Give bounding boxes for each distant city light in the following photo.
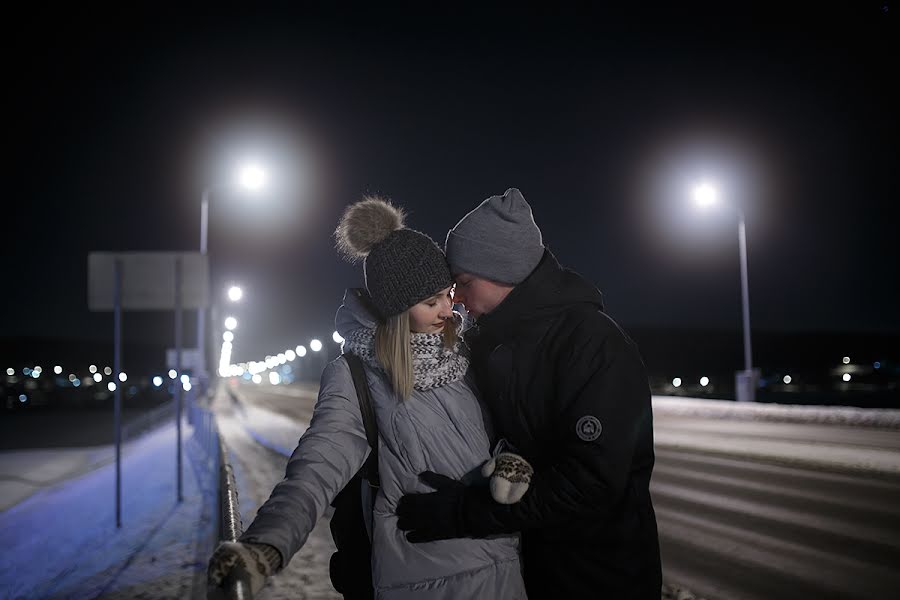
[269,372,281,385]
[104,366,112,375]
[72,379,81,388]
[842,373,852,382]
[223,331,234,342]
[310,339,323,352]
[93,373,102,383]
[672,377,682,388]
[252,374,263,384]
[68,374,77,382]
[23,368,31,376]
[19,394,27,403]
[33,366,42,374]
[783,375,792,384]
[153,376,163,387]
[224,316,238,331]
[874,362,881,369]
[227,285,244,302]
[31,371,40,379]
[333,331,345,344]
[277,353,286,364]
[183,381,192,391]
[296,345,307,357]
[89,364,98,374]
[107,382,117,392]
[168,369,178,379]
[180,374,190,384]
[699,376,709,387]
[842,356,850,364]
[118,372,127,382]
[53,365,62,375]
[285,349,296,361]
[5,368,13,376]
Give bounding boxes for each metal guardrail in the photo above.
[214,402,253,600]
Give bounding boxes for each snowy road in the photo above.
[218,382,900,600]
[652,411,900,600]
[213,384,339,600]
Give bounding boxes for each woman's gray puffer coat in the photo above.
[240,289,526,599]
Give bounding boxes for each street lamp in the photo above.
[197,163,267,389]
[227,285,243,302]
[692,181,755,401]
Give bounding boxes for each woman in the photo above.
[207,196,527,599]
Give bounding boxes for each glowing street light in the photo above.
[238,163,268,191]
[198,161,269,387]
[692,180,755,401]
[310,339,323,352]
[296,345,307,357]
[224,316,238,331]
[692,182,718,208]
[227,285,244,302]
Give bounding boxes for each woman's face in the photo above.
[408,286,454,333]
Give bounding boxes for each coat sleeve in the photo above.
[465,314,653,534]
[240,358,371,566]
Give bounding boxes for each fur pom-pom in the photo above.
[334,195,406,262]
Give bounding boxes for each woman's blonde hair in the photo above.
[375,310,459,400]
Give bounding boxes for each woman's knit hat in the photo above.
[334,195,453,320]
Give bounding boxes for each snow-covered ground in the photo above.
[2,390,898,600]
[653,396,900,477]
[0,421,215,600]
[652,395,900,428]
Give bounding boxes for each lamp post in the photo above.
[692,181,755,401]
[197,164,267,393]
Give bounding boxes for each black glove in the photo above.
[397,471,468,543]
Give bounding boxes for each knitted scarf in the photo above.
[342,323,469,392]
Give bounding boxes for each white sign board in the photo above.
[88,252,209,311]
[167,348,203,372]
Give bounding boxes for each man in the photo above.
[397,188,661,599]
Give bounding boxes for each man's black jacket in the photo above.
[464,250,661,599]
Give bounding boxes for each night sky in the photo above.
[7,3,898,365]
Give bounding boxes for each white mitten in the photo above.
[481,452,534,504]
[207,540,281,599]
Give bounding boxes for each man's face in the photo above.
[451,273,513,319]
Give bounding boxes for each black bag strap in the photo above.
[343,352,380,491]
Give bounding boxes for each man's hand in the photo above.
[397,471,468,543]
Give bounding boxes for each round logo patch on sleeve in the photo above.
[576,415,602,441]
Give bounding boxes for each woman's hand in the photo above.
[481,452,534,504]
[207,541,281,599]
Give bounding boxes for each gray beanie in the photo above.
[445,188,544,284]
[335,196,453,320]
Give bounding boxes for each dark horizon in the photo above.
[7,3,898,366]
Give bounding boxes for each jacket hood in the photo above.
[476,249,604,334]
[334,288,379,338]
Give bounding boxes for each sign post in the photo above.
[88,252,208,525]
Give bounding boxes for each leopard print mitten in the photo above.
[481,452,534,504]
[207,541,281,598]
